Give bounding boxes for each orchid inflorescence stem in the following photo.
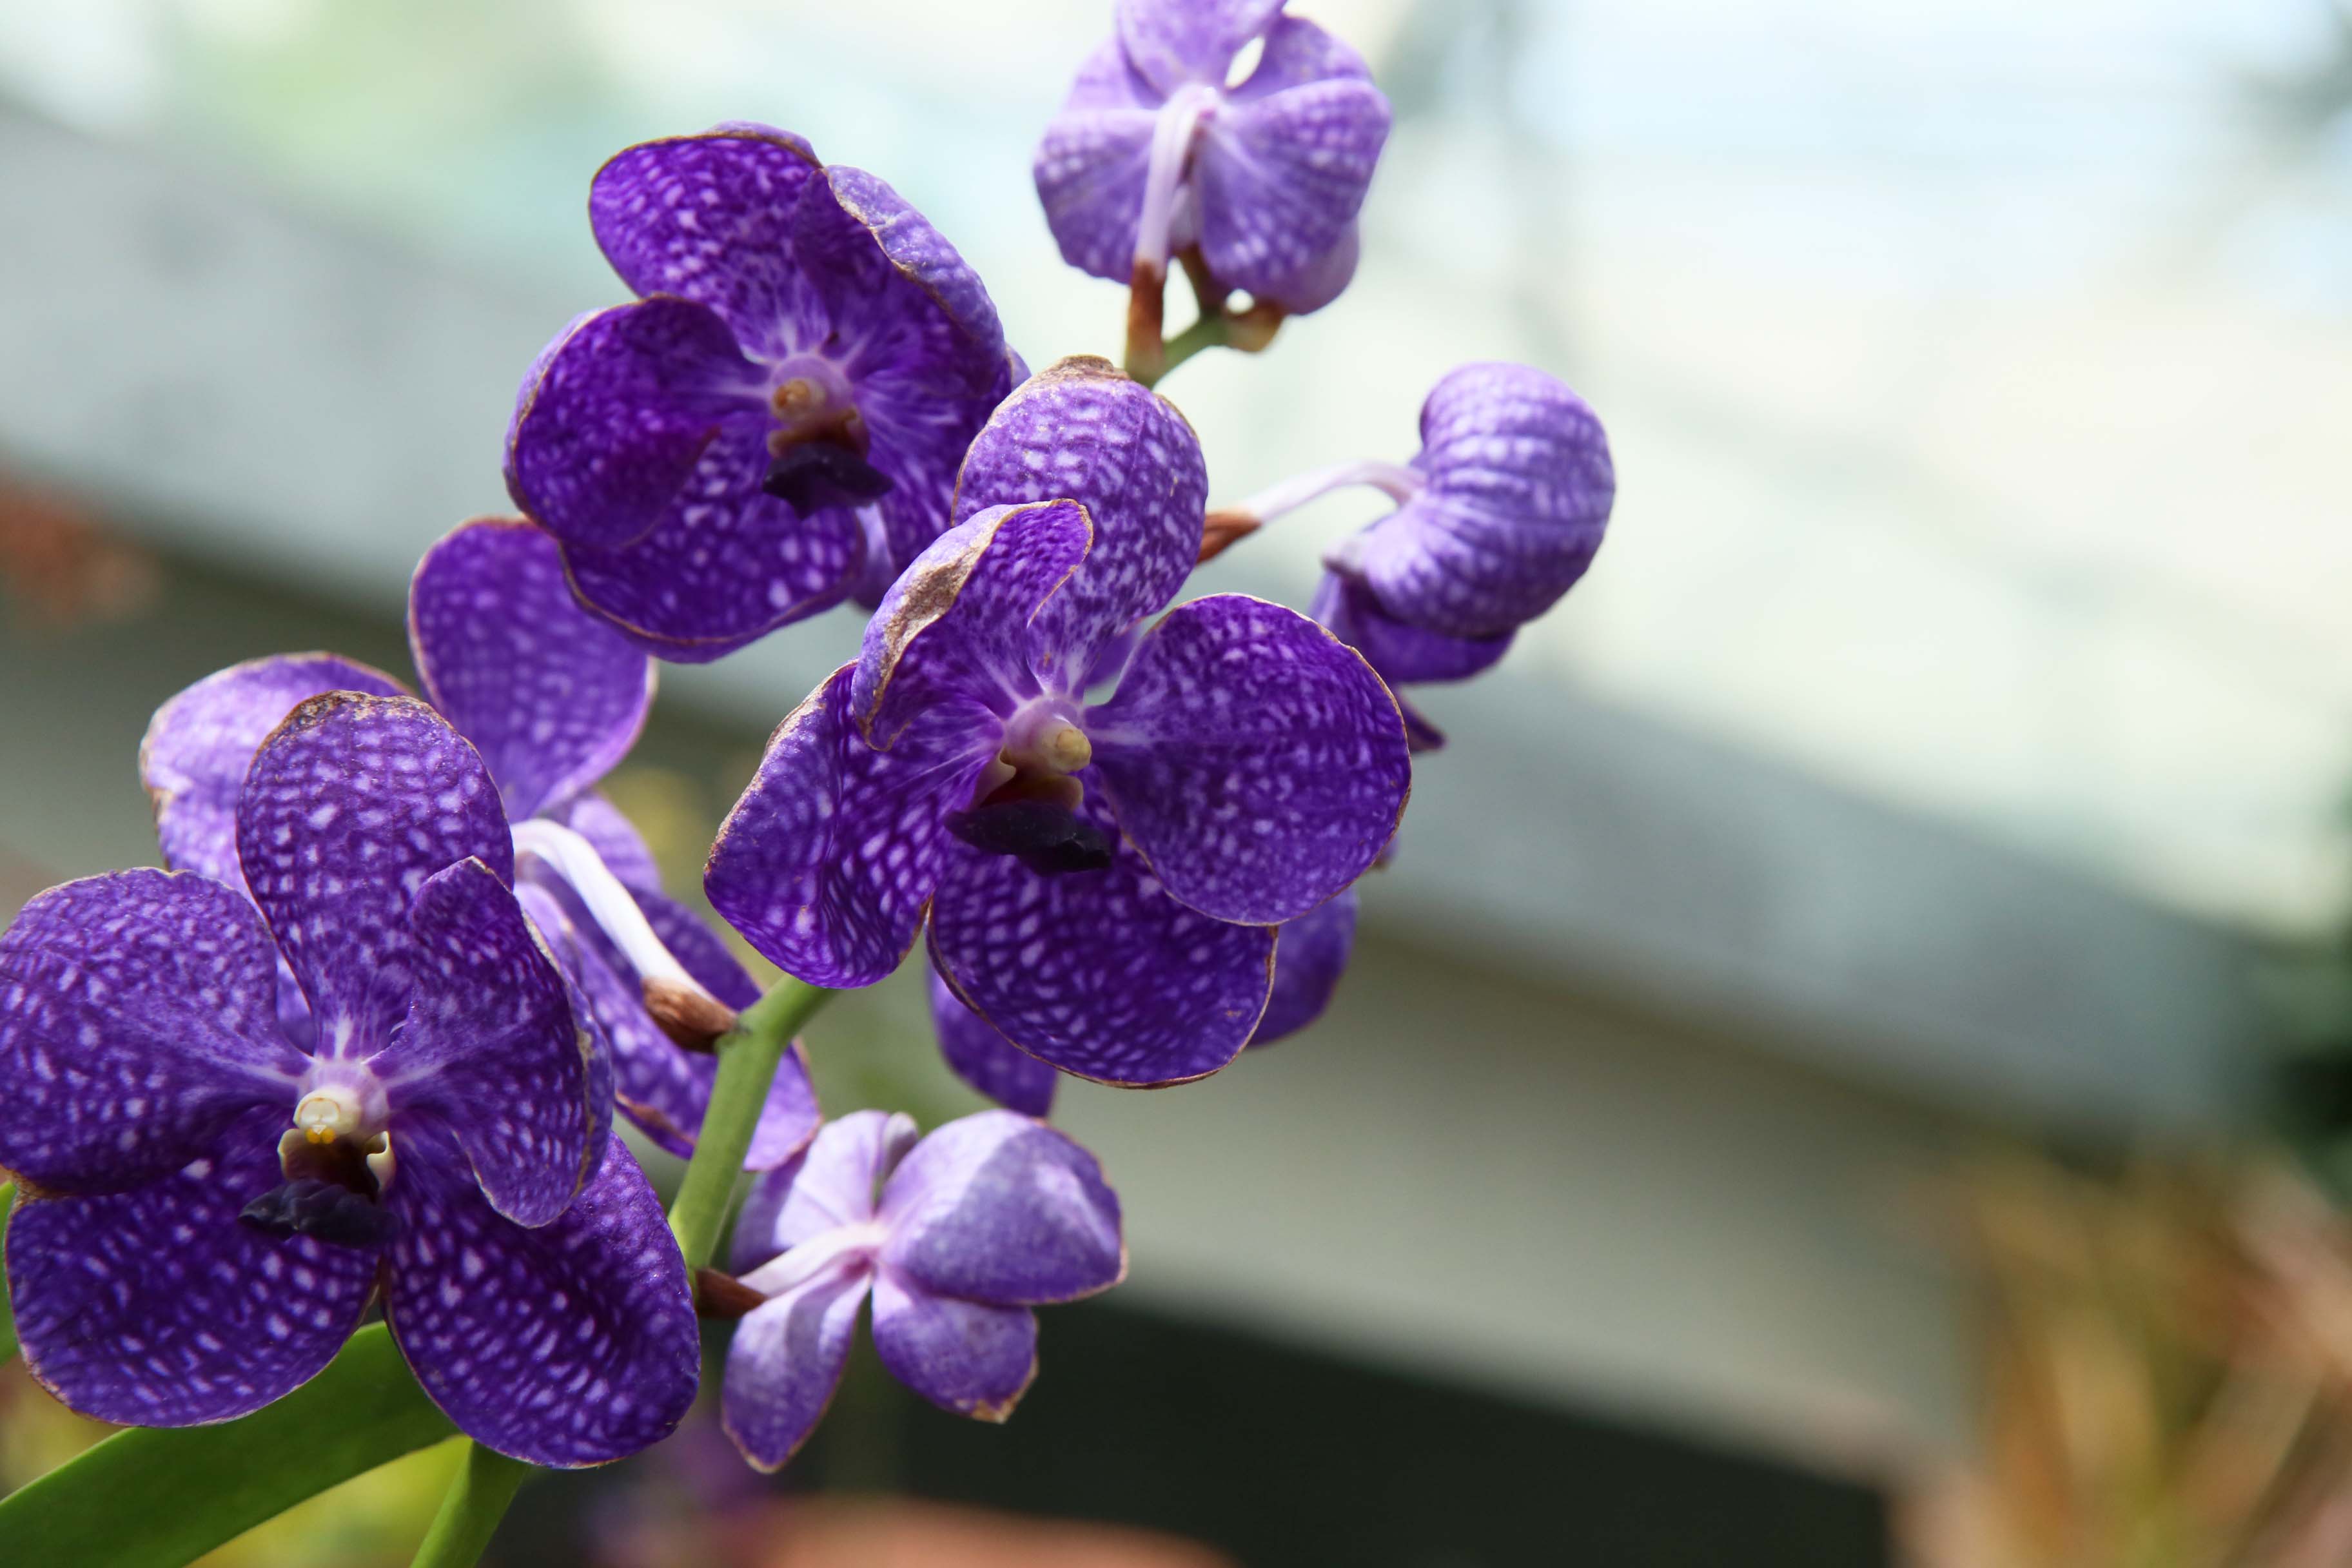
[1124,247,1287,390]
[405,1442,531,1568]
[668,974,836,1273]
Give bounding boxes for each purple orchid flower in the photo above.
[720,1109,1124,1471]
[925,885,1358,1117]
[141,518,818,1171]
[1035,0,1390,316]
[0,694,700,1465]
[706,357,1411,1088]
[1208,362,1615,749]
[505,124,1023,662]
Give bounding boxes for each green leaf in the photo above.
[0,1323,455,1566]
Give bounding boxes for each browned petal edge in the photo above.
[858,499,1089,750]
[827,168,1003,354]
[946,353,1137,522]
[587,124,823,248]
[694,1267,768,1320]
[966,1349,1041,1424]
[642,976,739,1052]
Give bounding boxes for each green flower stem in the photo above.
[0,1324,456,1567]
[0,1182,17,1365]
[404,1441,529,1568]
[1148,313,1228,386]
[668,974,834,1271]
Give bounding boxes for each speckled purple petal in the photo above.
[707,666,990,990]
[384,1131,698,1467]
[928,964,1058,1118]
[950,358,1206,679]
[1250,888,1357,1046]
[720,1260,870,1472]
[374,859,593,1229]
[410,518,655,821]
[590,126,829,358]
[1087,594,1407,925]
[730,1109,917,1275]
[7,1104,380,1427]
[0,870,299,1193]
[550,792,663,894]
[851,503,1090,745]
[142,654,407,894]
[880,1110,1124,1306]
[1194,18,1388,302]
[827,165,1007,362]
[1115,0,1286,93]
[818,165,1019,589]
[870,1273,1036,1422]
[555,420,866,663]
[1354,362,1615,640]
[1252,217,1360,316]
[536,880,818,1170]
[237,694,511,1052]
[926,803,1271,1088]
[1033,37,1161,286]
[505,297,766,553]
[1310,569,1513,687]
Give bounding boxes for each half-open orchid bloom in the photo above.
[141,518,818,1169]
[0,694,700,1465]
[1208,361,1614,749]
[926,884,1358,1116]
[505,124,1023,662]
[707,357,1409,1088]
[720,1110,1124,1471]
[1035,0,1390,317]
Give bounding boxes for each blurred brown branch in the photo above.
[0,471,158,632]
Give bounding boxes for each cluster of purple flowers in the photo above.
[0,0,1611,1482]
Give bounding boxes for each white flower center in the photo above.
[293,1084,365,1146]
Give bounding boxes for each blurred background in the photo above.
[2,0,2350,1562]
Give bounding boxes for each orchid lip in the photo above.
[740,1220,888,1298]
